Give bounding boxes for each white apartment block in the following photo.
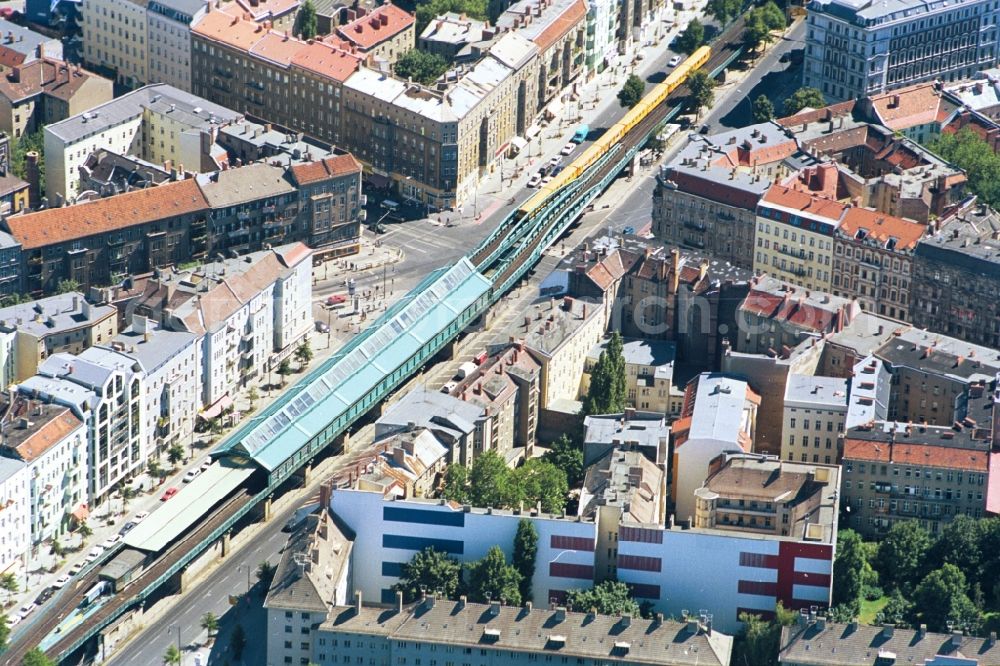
[0,396,87,546]
[43,83,241,202]
[21,348,147,505]
[82,0,149,87]
[804,0,1000,101]
[586,0,620,73]
[0,458,29,573]
[781,374,848,465]
[147,0,208,91]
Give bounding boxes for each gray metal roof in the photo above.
[195,162,296,207]
[0,293,115,338]
[0,455,25,485]
[0,18,62,62]
[783,374,849,410]
[378,388,484,438]
[105,326,197,375]
[688,374,753,444]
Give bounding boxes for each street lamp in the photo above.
[168,624,181,658]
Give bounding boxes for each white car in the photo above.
[182,468,200,483]
[52,574,71,589]
[101,535,122,549]
[133,511,150,523]
[18,603,36,618]
[560,142,576,156]
[547,156,561,169]
[69,563,83,576]
[200,458,213,471]
[668,55,682,67]
[526,172,542,188]
[7,612,20,627]
[542,175,554,186]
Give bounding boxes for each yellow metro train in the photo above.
[518,44,712,218]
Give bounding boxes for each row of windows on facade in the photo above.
[845,462,987,483]
[845,480,985,501]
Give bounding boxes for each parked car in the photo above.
[119,522,136,536]
[18,603,36,618]
[7,613,20,627]
[161,487,179,501]
[34,588,54,606]
[68,563,83,576]
[101,534,122,549]
[623,226,635,235]
[551,165,565,177]
[440,381,458,394]
[526,172,542,188]
[200,458,213,471]
[182,468,200,483]
[87,546,103,558]
[560,142,576,156]
[326,293,348,306]
[542,175,554,186]
[315,320,330,334]
[133,511,150,523]
[51,574,71,589]
[668,55,682,67]
[547,156,561,169]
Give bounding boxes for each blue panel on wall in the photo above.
[381,561,405,577]
[381,588,397,604]
[383,506,465,527]
[382,534,465,555]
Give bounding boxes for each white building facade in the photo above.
[81,0,150,87]
[146,0,208,92]
[0,458,30,573]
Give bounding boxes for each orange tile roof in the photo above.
[776,100,856,127]
[761,184,847,222]
[9,408,83,463]
[0,45,26,69]
[234,0,299,20]
[533,0,586,52]
[290,40,362,82]
[3,179,208,250]
[838,207,927,251]
[290,154,362,184]
[250,31,307,65]
[337,3,414,50]
[868,83,943,131]
[843,437,989,471]
[192,10,268,51]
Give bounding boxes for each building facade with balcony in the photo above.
[803,0,1000,102]
[0,395,87,546]
[147,0,209,91]
[81,0,150,88]
[0,457,29,573]
[780,374,848,465]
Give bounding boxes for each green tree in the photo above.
[256,561,276,586]
[732,603,797,666]
[414,0,488,35]
[121,484,139,513]
[295,341,314,369]
[565,581,639,616]
[687,70,717,119]
[468,450,512,509]
[395,49,450,86]
[393,547,462,602]
[0,573,17,605]
[277,359,293,386]
[832,529,868,617]
[0,614,8,654]
[247,386,260,407]
[676,19,705,55]
[147,458,164,482]
[783,87,826,116]
[705,0,742,24]
[583,332,627,415]
[913,564,981,632]
[441,464,470,504]
[929,515,983,590]
[930,128,1000,208]
[230,624,247,661]
[167,442,186,466]
[760,1,787,30]
[200,612,219,644]
[11,130,45,194]
[56,279,80,294]
[543,435,584,488]
[465,545,522,606]
[876,591,913,628]
[617,74,646,109]
[751,95,774,123]
[163,644,181,665]
[512,519,537,602]
[512,458,568,514]
[21,648,56,666]
[77,522,93,538]
[296,0,317,39]
[877,521,933,594]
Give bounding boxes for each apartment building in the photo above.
[376,388,488,467]
[2,156,361,295]
[128,242,312,408]
[521,296,606,411]
[0,457,29,573]
[585,0,620,73]
[912,204,1000,349]
[780,617,1000,666]
[582,338,679,416]
[582,410,669,469]
[0,59,112,140]
[81,0,150,87]
[0,18,63,64]
[694,452,840,540]
[0,292,117,385]
[653,123,804,269]
[418,12,489,61]
[233,0,300,29]
[21,346,147,504]
[358,428,449,498]
[755,185,844,292]
[671,373,760,523]
[781,373,847,464]
[147,0,209,91]
[0,395,87,545]
[309,597,731,666]
[43,83,242,202]
[335,1,413,64]
[832,205,925,321]
[803,0,1000,101]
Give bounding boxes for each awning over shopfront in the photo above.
[544,99,564,120]
[200,395,234,420]
[366,173,390,189]
[510,136,528,153]
[526,124,541,139]
[72,503,89,521]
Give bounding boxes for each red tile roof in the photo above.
[741,284,849,333]
[776,100,856,127]
[868,83,944,131]
[290,154,362,185]
[9,408,83,463]
[533,0,586,52]
[192,9,269,51]
[337,3,414,51]
[290,40,362,82]
[234,0,300,20]
[843,437,989,471]
[761,184,847,223]
[0,45,26,69]
[838,207,927,251]
[3,179,207,249]
[250,31,306,66]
